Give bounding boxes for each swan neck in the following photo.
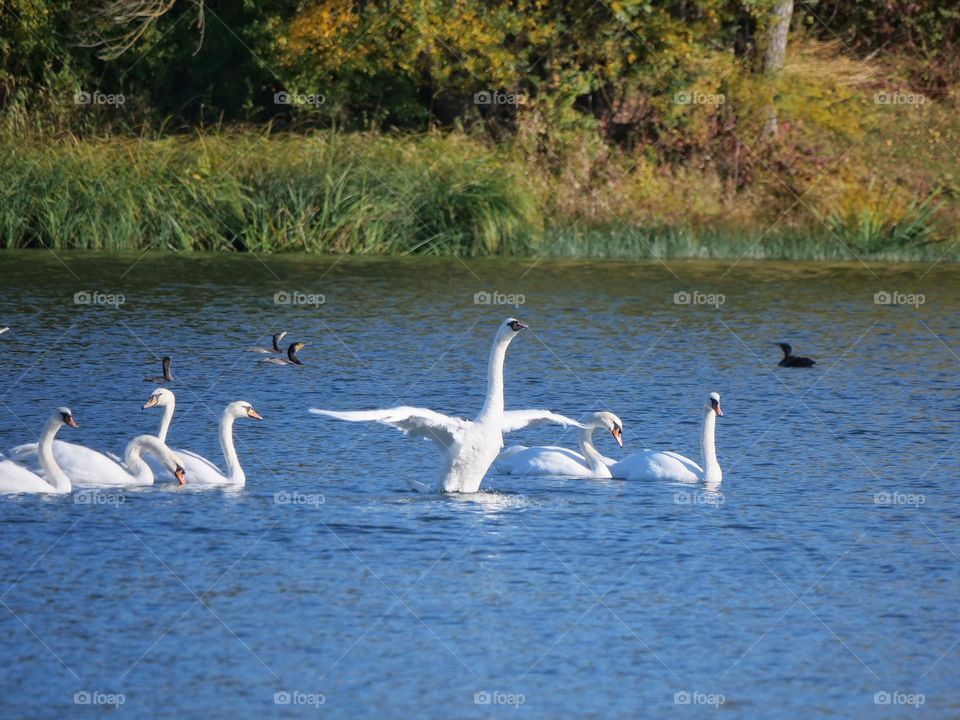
[220,411,244,483]
[158,401,174,444]
[579,426,606,472]
[38,419,70,491]
[478,335,511,420]
[700,411,721,482]
[124,440,154,484]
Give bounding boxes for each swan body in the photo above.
[142,392,262,484]
[610,392,723,483]
[496,411,623,478]
[0,408,76,494]
[249,332,288,353]
[145,356,174,382]
[10,433,185,486]
[0,327,8,336]
[260,342,305,365]
[311,318,538,494]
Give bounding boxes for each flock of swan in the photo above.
[309,319,724,492]
[0,319,724,496]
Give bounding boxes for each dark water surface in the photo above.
[0,252,958,718]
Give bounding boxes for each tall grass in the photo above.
[0,129,955,261]
[0,131,539,255]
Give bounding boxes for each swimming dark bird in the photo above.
[259,342,305,366]
[776,343,815,368]
[144,356,175,382]
[248,331,288,354]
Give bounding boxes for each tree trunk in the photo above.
[762,0,793,139]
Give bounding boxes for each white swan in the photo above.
[10,431,186,487]
[311,318,547,493]
[495,411,623,478]
[142,398,262,484]
[0,408,76,494]
[0,327,8,336]
[610,392,723,483]
[142,387,176,444]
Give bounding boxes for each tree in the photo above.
[762,0,793,138]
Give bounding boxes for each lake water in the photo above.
[0,252,958,718]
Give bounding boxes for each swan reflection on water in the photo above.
[447,490,532,513]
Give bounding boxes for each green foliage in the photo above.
[0,1,958,260]
[827,190,943,254]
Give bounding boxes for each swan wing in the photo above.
[0,459,58,493]
[658,450,703,474]
[310,406,467,448]
[8,441,133,485]
[495,446,595,477]
[611,450,701,482]
[143,448,225,484]
[173,449,229,483]
[500,409,587,433]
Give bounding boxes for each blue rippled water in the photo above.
[0,253,958,718]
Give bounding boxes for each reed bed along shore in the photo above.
[1,130,955,262]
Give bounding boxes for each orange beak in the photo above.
[247,408,263,420]
[175,467,186,485]
[65,416,78,429]
[142,395,159,409]
[612,427,623,447]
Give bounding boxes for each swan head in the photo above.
[143,387,175,409]
[706,392,723,417]
[55,407,78,429]
[228,401,263,421]
[497,318,528,342]
[128,435,187,485]
[585,411,623,447]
